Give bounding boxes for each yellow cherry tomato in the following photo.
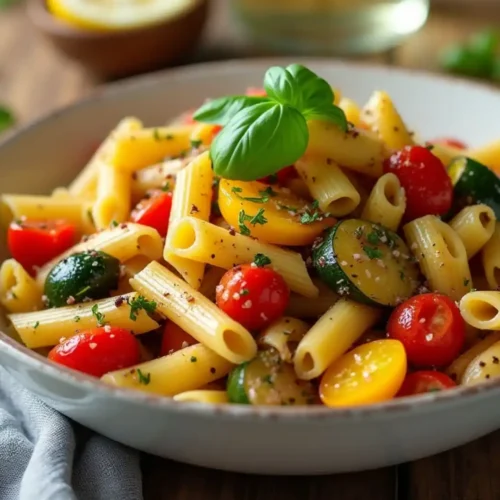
[218,179,335,246]
[320,339,407,407]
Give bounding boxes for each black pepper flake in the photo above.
[326,158,333,165]
[228,228,236,236]
[210,367,216,374]
[479,361,486,367]
[486,374,491,379]
[190,204,200,214]
[211,254,215,259]
[131,172,137,180]
[114,296,124,307]
[493,356,499,364]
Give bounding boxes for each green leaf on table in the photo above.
[0,106,15,133]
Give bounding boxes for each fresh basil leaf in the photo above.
[303,104,348,132]
[0,106,14,133]
[210,102,308,181]
[264,66,304,110]
[286,64,335,109]
[193,96,268,126]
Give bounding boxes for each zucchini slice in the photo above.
[448,156,500,218]
[312,219,420,307]
[226,349,317,406]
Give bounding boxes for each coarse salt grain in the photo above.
[242,300,252,309]
[89,343,97,350]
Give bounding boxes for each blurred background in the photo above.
[0,0,499,131]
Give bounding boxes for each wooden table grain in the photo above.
[2,2,500,499]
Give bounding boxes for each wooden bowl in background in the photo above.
[27,0,209,79]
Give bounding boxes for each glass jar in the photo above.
[231,0,430,56]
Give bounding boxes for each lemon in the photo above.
[47,0,202,32]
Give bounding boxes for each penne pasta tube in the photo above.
[258,317,309,363]
[173,390,229,404]
[460,291,500,331]
[36,223,163,287]
[306,120,387,177]
[449,205,495,259]
[163,152,213,289]
[481,222,500,290]
[131,160,181,201]
[361,173,406,231]
[338,97,362,128]
[285,279,339,319]
[110,126,194,172]
[404,215,472,301]
[294,299,381,380]
[130,261,257,364]
[92,160,132,230]
[0,259,43,313]
[168,217,318,298]
[102,343,234,396]
[294,156,360,216]
[68,117,142,199]
[0,195,94,234]
[9,292,159,348]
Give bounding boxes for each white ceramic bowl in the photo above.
[1,59,500,475]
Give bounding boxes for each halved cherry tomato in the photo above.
[320,339,407,407]
[387,293,465,367]
[246,87,267,97]
[216,264,290,331]
[397,370,456,397]
[160,321,198,356]
[383,145,453,221]
[8,219,76,275]
[258,165,298,184]
[48,327,140,377]
[431,138,468,150]
[130,190,173,237]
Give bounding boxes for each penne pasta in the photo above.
[404,215,472,301]
[163,152,213,289]
[460,291,500,331]
[294,156,360,216]
[36,223,163,287]
[306,120,387,177]
[294,299,381,380]
[0,259,43,313]
[481,221,500,290]
[338,97,362,128]
[9,292,159,348]
[131,160,181,201]
[449,204,495,259]
[361,173,406,231]
[130,261,257,364]
[102,343,233,396]
[285,279,339,319]
[110,126,194,172]
[173,390,229,404]
[68,117,142,199]
[168,217,318,298]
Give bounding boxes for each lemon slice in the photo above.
[47,0,202,31]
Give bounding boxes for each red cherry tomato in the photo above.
[130,190,173,237]
[216,264,290,331]
[383,145,453,221]
[160,322,198,356]
[387,293,465,367]
[48,327,140,377]
[258,165,298,184]
[397,370,456,397]
[246,87,267,97]
[8,219,76,275]
[431,138,468,150]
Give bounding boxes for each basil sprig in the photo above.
[193,64,347,181]
[0,106,15,134]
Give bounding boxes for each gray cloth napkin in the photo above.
[0,366,143,500]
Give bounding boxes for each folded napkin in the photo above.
[0,366,143,500]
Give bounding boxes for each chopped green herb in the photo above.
[87,209,95,226]
[128,295,157,321]
[75,285,91,298]
[399,270,405,281]
[464,278,470,286]
[137,369,151,385]
[161,182,171,192]
[190,356,197,363]
[110,220,119,228]
[33,321,39,329]
[277,203,298,212]
[238,210,251,236]
[300,210,321,224]
[153,129,161,141]
[240,288,250,296]
[91,304,106,326]
[166,134,174,140]
[74,316,81,323]
[238,208,267,235]
[353,226,364,239]
[363,246,383,260]
[425,144,435,151]
[10,291,17,299]
[262,374,273,385]
[190,139,203,149]
[367,232,380,245]
[231,186,277,203]
[254,253,271,267]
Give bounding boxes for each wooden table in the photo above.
[2,2,500,499]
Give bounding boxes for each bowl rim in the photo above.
[1,56,500,421]
[26,0,208,39]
